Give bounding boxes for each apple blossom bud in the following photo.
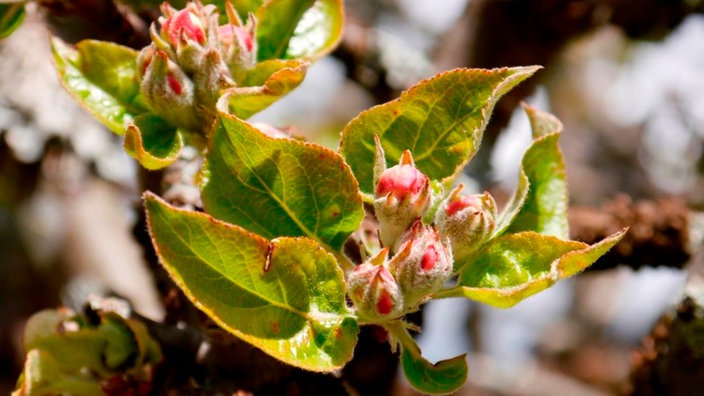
[389,221,453,308]
[374,150,431,248]
[140,49,199,130]
[160,6,206,47]
[218,15,258,82]
[347,249,403,320]
[434,184,497,261]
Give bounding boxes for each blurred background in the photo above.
[1,0,704,394]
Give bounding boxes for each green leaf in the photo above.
[18,349,104,396]
[446,230,627,308]
[285,0,344,61]
[16,310,160,396]
[0,3,25,39]
[123,114,183,170]
[144,193,359,371]
[257,0,316,60]
[221,59,308,119]
[51,38,147,135]
[387,320,467,395]
[201,112,364,250]
[401,349,468,395]
[340,66,540,195]
[495,105,568,238]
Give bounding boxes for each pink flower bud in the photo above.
[434,185,497,262]
[374,150,431,248]
[347,249,403,320]
[218,14,258,81]
[140,49,199,130]
[389,221,453,308]
[161,7,206,46]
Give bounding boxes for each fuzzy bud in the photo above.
[389,221,453,308]
[374,150,431,248]
[160,6,207,47]
[219,17,258,81]
[140,49,199,130]
[434,184,497,261]
[347,249,403,320]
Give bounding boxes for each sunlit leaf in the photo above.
[123,114,183,170]
[495,105,568,238]
[445,230,627,308]
[145,193,359,371]
[51,38,147,135]
[201,112,364,250]
[285,0,344,60]
[340,66,540,195]
[221,59,308,119]
[256,0,316,60]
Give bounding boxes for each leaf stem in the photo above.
[431,286,463,300]
[384,320,421,358]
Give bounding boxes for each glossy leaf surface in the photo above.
[201,113,364,250]
[496,105,568,238]
[145,193,359,371]
[340,67,540,195]
[51,38,146,135]
[449,230,627,308]
[221,59,308,119]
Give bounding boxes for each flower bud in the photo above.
[219,17,257,81]
[374,150,431,248]
[347,249,403,321]
[389,221,453,308]
[434,184,497,261]
[140,49,199,130]
[160,6,206,47]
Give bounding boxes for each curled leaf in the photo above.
[219,59,308,119]
[495,105,568,239]
[51,38,147,135]
[123,114,183,170]
[444,229,627,308]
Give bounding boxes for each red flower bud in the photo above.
[374,150,431,248]
[389,221,453,309]
[161,8,206,46]
[435,185,497,262]
[347,249,403,320]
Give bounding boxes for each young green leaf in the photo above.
[442,230,627,308]
[495,105,568,238]
[0,3,25,39]
[256,0,316,60]
[144,193,359,371]
[220,59,308,119]
[201,112,364,250]
[401,350,468,395]
[50,38,147,135]
[386,320,467,395]
[340,66,540,195]
[123,114,183,170]
[285,0,344,61]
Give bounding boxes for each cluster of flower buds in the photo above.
[348,222,453,320]
[374,148,431,248]
[138,1,257,132]
[434,184,496,261]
